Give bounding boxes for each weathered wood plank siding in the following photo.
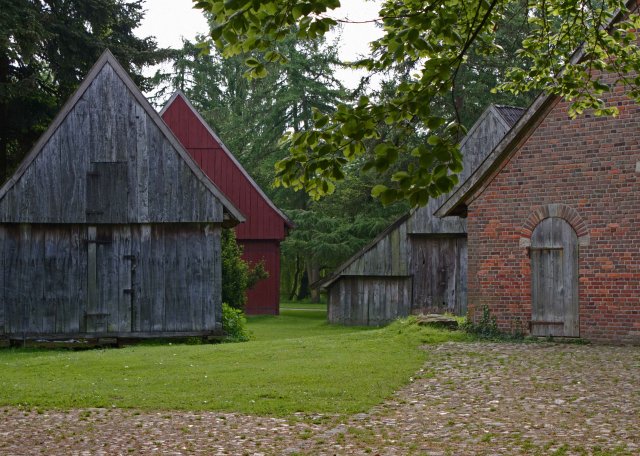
[0,223,221,337]
[0,63,224,225]
[409,235,467,315]
[322,105,524,325]
[327,276,412,325]
[341,222,410,277]
[0,53,239,339]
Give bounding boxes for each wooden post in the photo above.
[87,226,97,332]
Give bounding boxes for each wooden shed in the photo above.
[161,92,292,315]
[0,51,244,344]
[317,105,524,325]
[437,42,640,344]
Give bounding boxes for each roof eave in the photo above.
[435,93,557,217]
[436,1,638,218]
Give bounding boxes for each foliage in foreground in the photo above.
[221,228,268,309]
[0,314,470,416]
[197,0,640,206]
[221,302,250,342]
[461,305,502,339]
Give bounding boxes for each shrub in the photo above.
[462,305,501,338]
[221,228,269,310]
[222,303,250,342]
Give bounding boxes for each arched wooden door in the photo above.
[530,217,579,337]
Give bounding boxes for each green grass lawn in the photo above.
[279,301,327,312]
[0,311,471,416]
[249,307,364,340]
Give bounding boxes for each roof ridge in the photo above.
[0,50,245,225]
[161,91,294,228]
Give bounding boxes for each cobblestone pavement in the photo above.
[1,342,638,455]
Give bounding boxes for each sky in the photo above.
[135,0,383,90]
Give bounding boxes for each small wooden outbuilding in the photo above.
[437,49,640,344]
[0,51,244,343]
[161,92,293,315]
[317,105,524,325]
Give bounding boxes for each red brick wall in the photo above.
[467,80,640,343]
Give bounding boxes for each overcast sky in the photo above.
[135,0,383,91]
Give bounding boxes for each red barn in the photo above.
[161,92,292,315]
[437,45,640,342]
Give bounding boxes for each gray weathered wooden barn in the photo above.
[0,50,244,344]
[317,105,525,325]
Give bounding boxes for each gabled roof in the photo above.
[436,2,636,218]
[435,95,554,217]
[0,50,244,225]
[160,90,293,228]
[314,213,412,289]
[494,105,527,128]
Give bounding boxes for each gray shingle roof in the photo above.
[494,105,526,127]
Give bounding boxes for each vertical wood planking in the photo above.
[138,224,153,331]
[44,228,66,333]
[163,228,177,331]
[211,226,222,331]
[531,217,579,337]
[116,226,132,332]
[87,226,98,332]
[70,225,84,333]
[129,226,141,332]
[26,225,44,333]
[5,226,19,333]
[0,58,237,338]
[202,225,216,330]
[151,225,166,331]
[0,227,4,334]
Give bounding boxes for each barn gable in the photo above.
[319,105,524,324]
[0,50,244,226]
[0,51,243,342]
[160,91,292,240]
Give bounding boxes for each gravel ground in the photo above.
[1,342,638,455]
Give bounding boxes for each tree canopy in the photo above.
[195,0,640,206]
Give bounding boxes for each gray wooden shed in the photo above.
[317,105,525,325]
[0,50,244,343]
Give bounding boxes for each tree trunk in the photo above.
[297,269,310,301]
[288,255,301,301]
[306,259,320,303]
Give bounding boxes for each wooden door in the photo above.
[530,217,579,337]
[86,226,133,333]
[411,236,466,315]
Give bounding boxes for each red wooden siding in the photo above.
[240,240,281,315]
[162,94,290,315]
[161,95,290,241]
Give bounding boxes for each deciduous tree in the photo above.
[195,0,640,206]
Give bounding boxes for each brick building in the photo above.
[437,69,640,343]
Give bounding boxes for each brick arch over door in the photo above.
[519,203,590,248]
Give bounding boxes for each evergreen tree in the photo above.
[0,0,169,182]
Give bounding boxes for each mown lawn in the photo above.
[0,310,471,416]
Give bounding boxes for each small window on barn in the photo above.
[86,161,128,223]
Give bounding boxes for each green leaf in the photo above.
[371,184,388,197]
[245,57,260,67]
